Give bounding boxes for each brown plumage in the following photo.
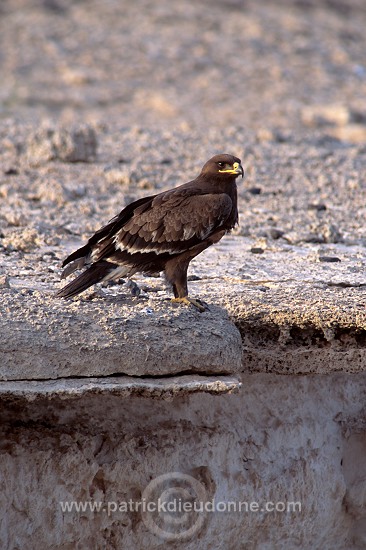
[55,153,244,311]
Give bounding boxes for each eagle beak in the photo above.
[235,163,244,178]
[219,162,244,178]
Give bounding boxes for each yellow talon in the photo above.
[171,297,208,312]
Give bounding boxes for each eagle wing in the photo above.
[91,191,234,262]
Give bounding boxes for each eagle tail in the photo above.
[55,261,116,299]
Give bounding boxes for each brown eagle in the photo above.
[56,153,243,311]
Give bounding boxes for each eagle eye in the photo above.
[217,162,225,168]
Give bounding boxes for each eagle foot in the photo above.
[171,296,208,313]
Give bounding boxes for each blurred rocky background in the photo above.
[0,0,365,133]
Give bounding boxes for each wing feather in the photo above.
[81,190,233,265]
[114,193,233,256]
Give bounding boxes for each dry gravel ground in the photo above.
[1,118,366,376]
[1,0,366,371]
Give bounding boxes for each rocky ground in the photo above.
[1,0,366,375]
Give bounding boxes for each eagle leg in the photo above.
[165,259,208,312]
[171,296,208,312]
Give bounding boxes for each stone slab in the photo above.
[0,375,241,401]
[0,288,242,380]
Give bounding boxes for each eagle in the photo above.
[56,153,243,311]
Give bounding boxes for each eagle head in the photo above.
[201,154,244,179]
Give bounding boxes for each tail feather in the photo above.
[55,261,116,299]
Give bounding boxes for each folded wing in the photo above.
[93,191,233,262]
